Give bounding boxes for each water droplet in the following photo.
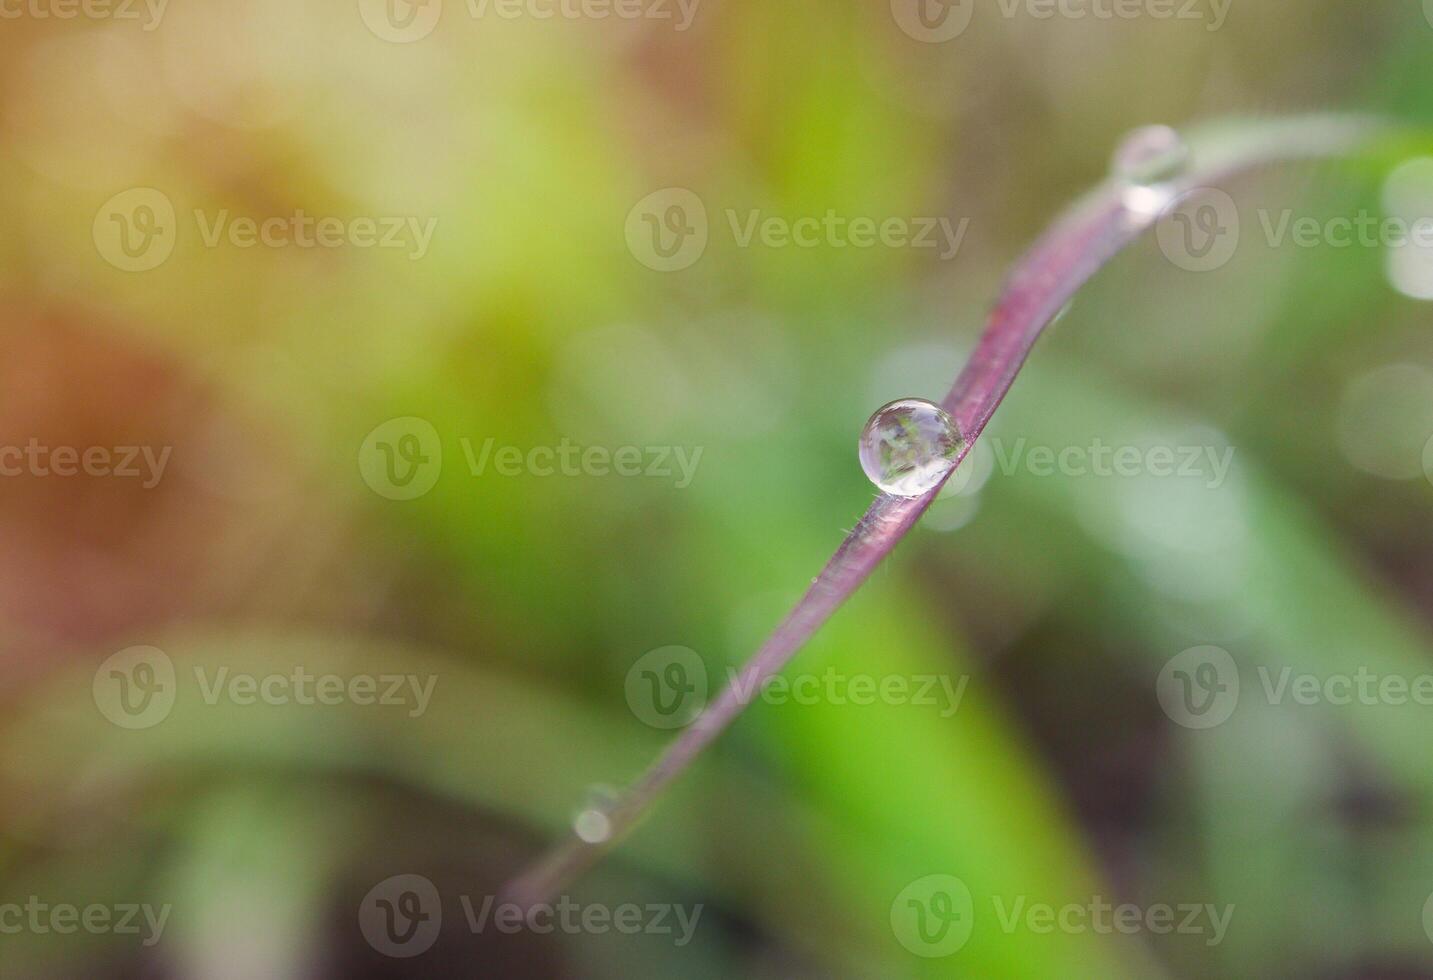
[572,785,618,844]
[1113,125,1189,217]
[1381,158,1433,300]
[1112,124,1190,187]
[573,809,611,844]
[859,398,965,497]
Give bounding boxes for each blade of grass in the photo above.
[505,113,1389,907]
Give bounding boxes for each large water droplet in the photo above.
[1112,124,1190,186]
[859,398,965,497]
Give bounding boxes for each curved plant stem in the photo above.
[503,113,1384,908]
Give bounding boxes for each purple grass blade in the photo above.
[503,114,1385,909]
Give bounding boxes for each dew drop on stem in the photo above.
[859,398,966,497]
[1112,124,1190,186]
[1112,124,1190,216]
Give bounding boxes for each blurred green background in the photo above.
[2,0,1433,976]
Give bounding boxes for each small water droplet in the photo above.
[573,785,618,844]
[1113,125,1189,217]
[859,398,965,497]
[1112,124,1190,187]
[574,809,611,844]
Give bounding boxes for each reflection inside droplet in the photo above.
[859,398,966,497]
[1112,124,1191,187]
